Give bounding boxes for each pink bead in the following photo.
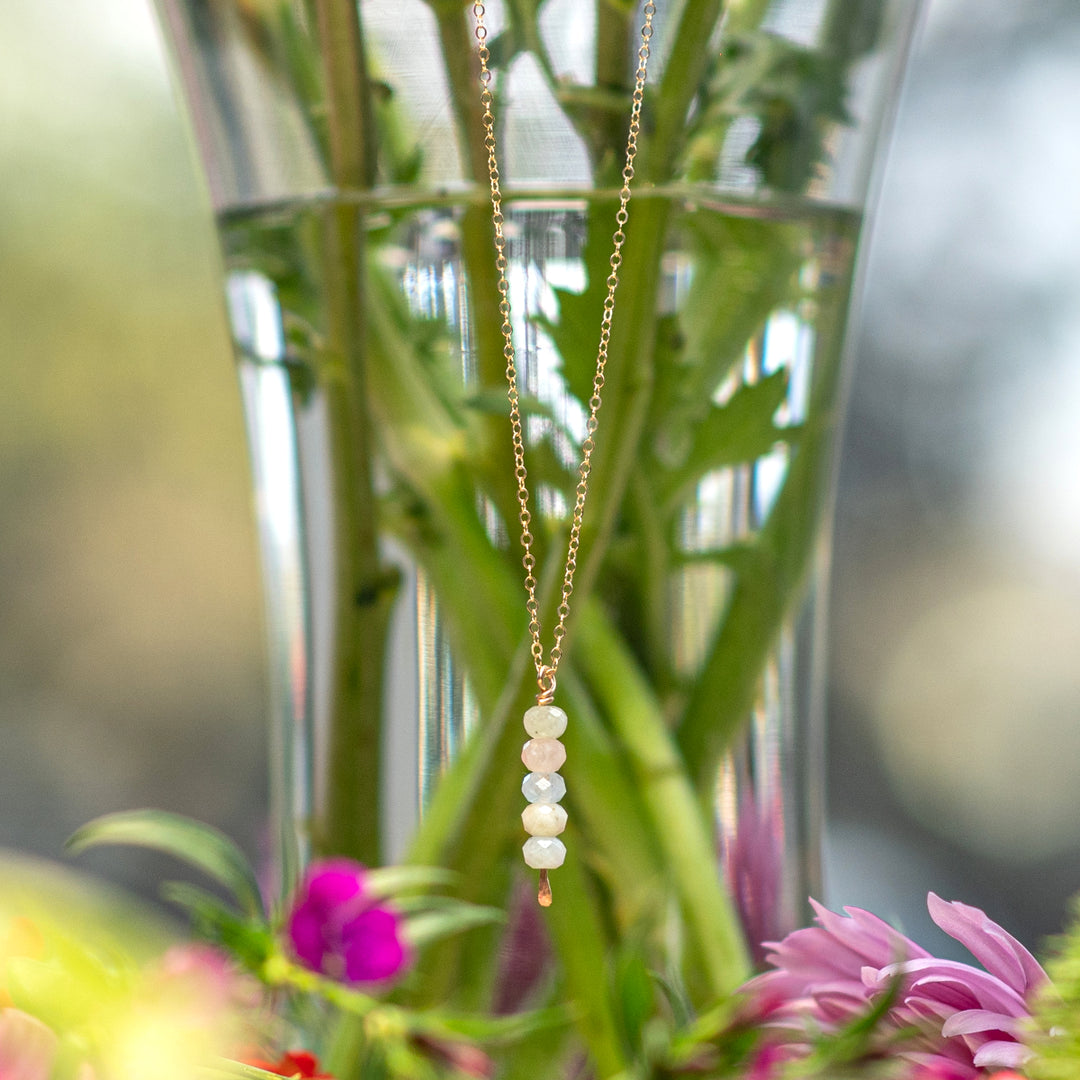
[521,738,566,773]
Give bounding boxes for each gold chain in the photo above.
[473,2,655,701]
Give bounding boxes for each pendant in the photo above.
[520,702,568,905]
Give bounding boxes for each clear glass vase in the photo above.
[154,0,920,965]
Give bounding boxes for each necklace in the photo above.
[472,2,656,906]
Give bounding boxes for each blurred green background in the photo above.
[0,0,266,894]
[3,0,1080,955]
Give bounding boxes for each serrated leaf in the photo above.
[67,811,265,919]
[667,211,803,411]
[658,370,794,512]
[536,199,621,409]
[484,28,523,72]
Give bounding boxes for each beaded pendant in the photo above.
[520,704,568,906]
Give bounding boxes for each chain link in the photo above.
[473,2,655,692]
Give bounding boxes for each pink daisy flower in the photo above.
[742,892,1048,1076]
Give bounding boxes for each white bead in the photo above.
[523,705,567,739]
[522,802,567,837]
[521,738,566,773]
[522,836,566,869]
[522,772,566,804]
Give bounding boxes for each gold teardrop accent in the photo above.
[537,869,553,907]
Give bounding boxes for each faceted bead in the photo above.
[521,771,566,804]
[522,836,566,869]
[523,705,567,739]
[521,738,566,773]
[522,803,567,837]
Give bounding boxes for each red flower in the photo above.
[243,1050,333,1078]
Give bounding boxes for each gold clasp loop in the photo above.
[536,665,557,705]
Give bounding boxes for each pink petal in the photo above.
[765,927,875,983]
[903,1052,979,1080]
[887,959,1029,1015]
[811,900,930,967]
[972,1040,1034,1069]
[941,1010,1022,1038]
[927,895,1047,997]
[342,906,410,984]
[289,902,331,969]
[301,860,367,909]
[899,996,960,1028]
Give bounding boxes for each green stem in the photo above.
[576,601,751,997]
[433,6,490,186]
[312,206,394,868]
[596,2,631,90]
[305,2,388,865]
[313,0,376,188]
[628,469,673,698]
[676,236,857,791]
[640,0,726,185]
[542,842,631,1079]
[675,542,787,795]
[725,0,775,35]
[560,0,738,671]
[559,198,668,669]
[430,3,530,538]
[589,1,634,182]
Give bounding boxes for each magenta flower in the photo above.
[742,893,1048,1077]
[287,859,410,986]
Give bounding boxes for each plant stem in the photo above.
[433,6,489,186]
[641,0,726,185]
[557,197,667,677]
[577,601,752,997]
[566,0,735,681]
[590,1,634,181]
[312,205,395,868]
[307,1,388,864]
[313,0,376,188]
[431,2,530,538]
[676,225,857,791]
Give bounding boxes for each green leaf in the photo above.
[651,970,693,1031]
[664,211,803,414]
[822,0,886,58]
[611,944,656,1060]
[200,1062,289,1080]
[413,1005,568,1046]
[365,865,458,898]
[535,198,621,409]
[160,882,274,971]
[402,901,504,949]
[658,369,794,512]
[67,810,265,919]
[6,956,102,1034]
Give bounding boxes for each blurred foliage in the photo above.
[1030,897,1080,1080]
[0,0,265,888]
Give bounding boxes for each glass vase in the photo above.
[154,0,920,969]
